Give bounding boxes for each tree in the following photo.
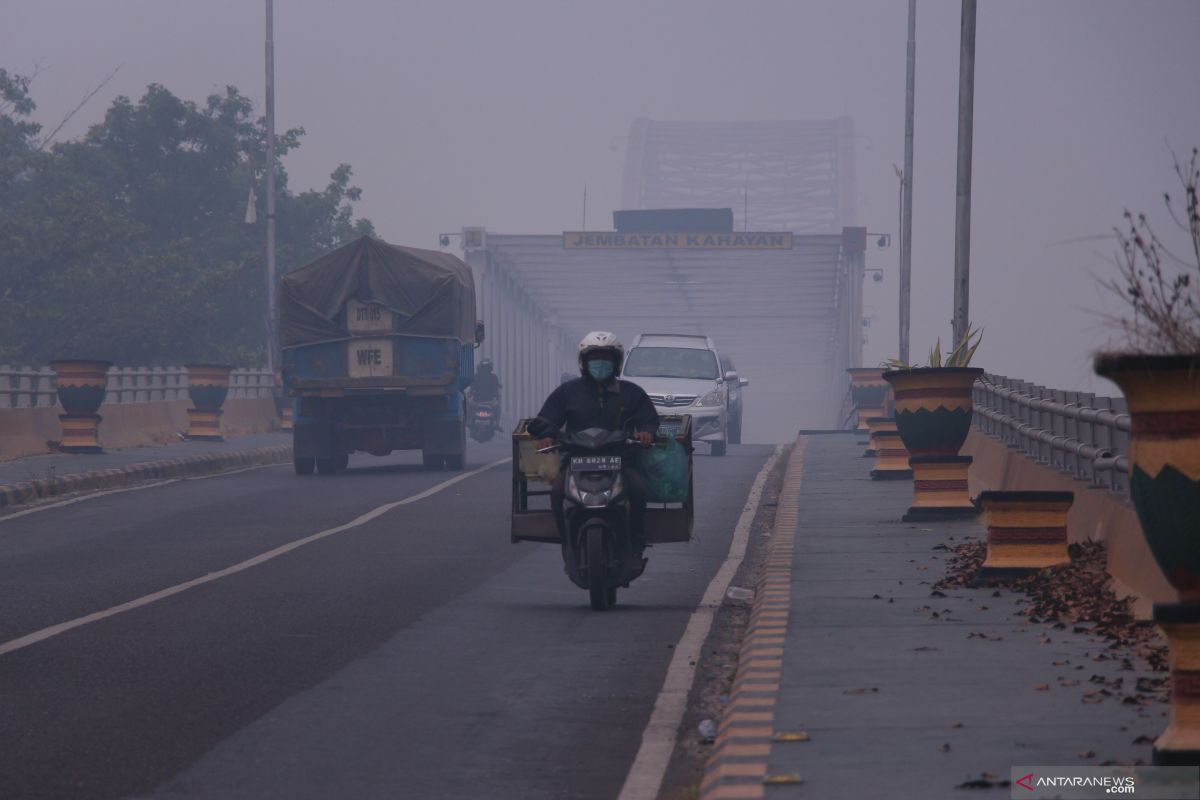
[0,74,374,366]
[1103,147,1200,354]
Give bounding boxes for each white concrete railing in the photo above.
[0,366,275,409]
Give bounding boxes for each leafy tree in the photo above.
[0,73,374,366]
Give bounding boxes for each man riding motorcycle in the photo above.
[528,332,658,556]
[469,358,502,404]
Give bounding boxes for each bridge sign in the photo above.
[562,231,793,250]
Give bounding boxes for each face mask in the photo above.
[587,360,615,381]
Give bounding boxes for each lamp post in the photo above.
[264,0,278,375]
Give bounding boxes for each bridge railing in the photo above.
[0,366,275,409]
[971,373,1131,497]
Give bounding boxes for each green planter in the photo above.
[882,367,984,457]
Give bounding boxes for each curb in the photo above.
[700,439,806,800]
[0,444,293,510]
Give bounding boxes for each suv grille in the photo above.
[649,393,697,408]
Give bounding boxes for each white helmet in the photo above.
[577,331,625,375]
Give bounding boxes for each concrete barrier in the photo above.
[0,397,279,462]
[962,427,1177,615]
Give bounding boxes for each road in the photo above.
[0,438,771,800]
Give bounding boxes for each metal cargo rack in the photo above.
[510,415,695,545]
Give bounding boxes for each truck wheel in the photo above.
[422,451,443,470]
[444,453,465,471]
[294,457,315,475]
[336,453,350,471]
[316,457,338,475]
[711,440,727,457]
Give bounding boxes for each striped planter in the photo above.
[847,368,889,433]
[1094,354,1200,601]
[977,490,1073,576]
[864,416,898,457]
[185,364,232,441]
[1095,353,1200,766]
[883,367,984,457]
[869,429,912,480]
[49,359,111,453]
[904,456,978,521]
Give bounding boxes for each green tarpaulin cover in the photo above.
[280,236,476,348]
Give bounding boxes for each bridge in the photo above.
[0,118,1194,799]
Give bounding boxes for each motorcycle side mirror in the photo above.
[723,370,739,382]
[474,321,486,348]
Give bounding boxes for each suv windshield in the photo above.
[624,347,719,380]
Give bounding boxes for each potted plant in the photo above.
[48,359,112,452]
[882,329,983,520]
[184,363,233,441]
[1092,147,1200,766]
[846,367,889,433]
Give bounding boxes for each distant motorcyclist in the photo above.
[528,332,658,554]
[469,358,502,404]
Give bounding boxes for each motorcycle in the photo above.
[468,399,500,442]
[540,427,647,611]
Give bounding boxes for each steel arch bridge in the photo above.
[459,117,865,443]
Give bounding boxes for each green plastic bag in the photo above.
[638,435,690,503]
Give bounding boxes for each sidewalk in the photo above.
[703,433,1168,799]
[0,432,291,509]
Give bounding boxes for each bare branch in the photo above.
[36,63,123,151]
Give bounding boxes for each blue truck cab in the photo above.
[279,237,482,474]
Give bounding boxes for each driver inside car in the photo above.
[527,331,659,556]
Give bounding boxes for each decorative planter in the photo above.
[884,367,984,519]
[847,368,889,433]
[883,367,984,457]
[864,416,898,457]
[1094,353,1200,766]
[185,364,233,441]
[49,359,112,453]
[869,426,912,480]
[977,491,1073,577]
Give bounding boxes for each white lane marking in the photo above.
[0,458,511,657]
[0,462,288,523]
[617,445,783,800]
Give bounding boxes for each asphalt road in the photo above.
[0,438,771,800]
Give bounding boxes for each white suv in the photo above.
[623,334,737,456]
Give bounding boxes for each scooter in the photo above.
[468,399,500,442]
[540,427,646,611]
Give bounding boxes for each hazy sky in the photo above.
[5,1,1198,393]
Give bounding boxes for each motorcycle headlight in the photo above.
[695,389,724,407]
[566,472,623,507]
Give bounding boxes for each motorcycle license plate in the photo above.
[570,456,621,471]
[476,411,492,417]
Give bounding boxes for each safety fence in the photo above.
[0,366,275,409]
[971,373,1131,497]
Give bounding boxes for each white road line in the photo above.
[0,457,511,657]
[0,462,288,523]
[617,445,783,800]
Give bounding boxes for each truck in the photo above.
[280,236,483,474]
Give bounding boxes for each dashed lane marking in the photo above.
[0,458,511,657]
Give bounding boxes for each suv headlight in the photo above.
[695,389,724,407]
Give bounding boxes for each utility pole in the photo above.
[265,0,279,375]
[952,0,976,346]
[899,0,916,364]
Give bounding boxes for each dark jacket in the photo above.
[531,377,658,436]
[470,372,501,402]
